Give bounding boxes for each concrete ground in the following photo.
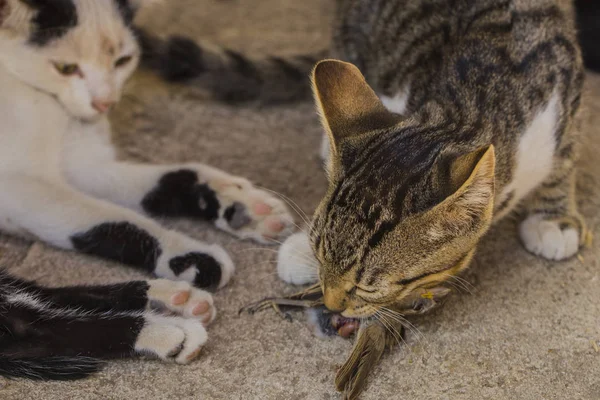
[1,1,599,399]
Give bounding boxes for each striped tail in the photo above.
[0,357,103,381]
[135,28,327,104]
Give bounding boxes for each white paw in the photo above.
[211,176,296,244]
[277,232,319,285]
[155,233,235,290]
[520,214,580,260]
[135,314,207,364]
[147,279,216,325]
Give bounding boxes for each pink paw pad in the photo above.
[192,301,211,316]
[253,202,273,216]
[171,291,190,306]
[201,310,214,324]
[266,218,285,233]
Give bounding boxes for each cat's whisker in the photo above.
[440,274,474,295]
[450,274,476,292]
[375,311,405,348]
[261,238,320,269]
[379,307,425,344]
[255,186,313,230]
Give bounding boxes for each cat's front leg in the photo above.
[0,177,234,289]
[519,156,589,261]
[66,161,296,244]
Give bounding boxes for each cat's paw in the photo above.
[155,234,235,290]
[277,232,319,285]
[519,213,587,260]
[147,279,216,325]
[135,314,207,364]
[210,176,296,244]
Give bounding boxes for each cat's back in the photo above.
[334,0,581,97]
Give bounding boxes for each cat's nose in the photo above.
[91,99,114,113]
[323,288,345,312]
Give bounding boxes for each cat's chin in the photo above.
[66,108,104,123]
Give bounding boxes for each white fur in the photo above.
[134,313,207,364]
[277,232,319,285]
[519,214,580,260]
[497,91,559,219]
[495,91,579,260]
[379,84,411,115]
[0,0,294,292]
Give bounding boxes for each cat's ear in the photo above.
[1,0,32,31]
[430,145,496,237]
[312,60,401,156]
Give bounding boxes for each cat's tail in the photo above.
[135,28,326,104]
[0,356,103,380]
[575,0,600,72]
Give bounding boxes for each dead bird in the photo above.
[241,284,451,399]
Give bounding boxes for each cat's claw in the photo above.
[148,279,216,325]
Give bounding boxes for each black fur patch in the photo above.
[38,281,151,312]
[142,170,220,220]
[576,0,600,72]
[224,202,251,230]
[71,222,161,272]
[113,0,136,25]
[169,253,222,290]
[159,36,205,81]
[0,0,8,25]
[23,0,78,46]
[0,357,103,381]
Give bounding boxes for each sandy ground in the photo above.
[1,1,599,399]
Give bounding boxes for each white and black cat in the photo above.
[0,0,294,379]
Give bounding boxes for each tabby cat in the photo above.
[148,0,591,320]
[0,0,294,379]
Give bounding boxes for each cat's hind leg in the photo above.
[0,290,207,365]
[519,147,589,260]
[32,278,216,324]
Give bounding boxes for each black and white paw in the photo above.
[147,279,215,325]
[142,168,295,244]
[519,213,587,260]
[211,176,296,244]
[277,232,319,285]
[135,314,207,364]
[155,235,235,290]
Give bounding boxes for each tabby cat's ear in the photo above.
[430,145,496,238]
[311,60,401,155]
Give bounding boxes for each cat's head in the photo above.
[310,60,496,318]
[0,0,152,121]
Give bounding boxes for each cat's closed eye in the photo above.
[115,55,133,68]
[53,62,80,77]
